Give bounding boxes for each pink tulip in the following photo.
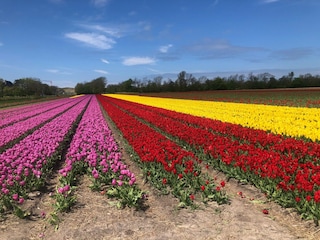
[18,197,24,204]
[12,193,19,201]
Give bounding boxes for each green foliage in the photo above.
[105,71,320,93]
[106,185,144,209]
[0,77,62,97]
[53,190,77,213]
[75,77,107,94]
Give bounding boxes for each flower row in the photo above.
[0,95,91,215]
[108,96,320,161]
[143,90,320,108]
[54,95,143,212]
[102,95,320,223]
[97,95,228,207]
[0,98,75,129]
[105,94,320,142]
[0,97,84,149]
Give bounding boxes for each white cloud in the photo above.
[46,69,72,75]
[262,0,280,3]
[101,58,110,64]
[77,22,151,40]
[147,68,162,73]
[91,0,111,7]
[122,57,156,66]
[65,32,115,50]
[47,69,59,73]
[159,44,173,53]
[94,69,109,74]
[80,24,121,37]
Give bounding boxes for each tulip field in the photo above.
[0,94,145,221]
[98,92,320,224]
[1,90,320,226]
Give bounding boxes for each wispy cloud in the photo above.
[94,69,109,74]
[159,44,173,53]
[66,22,151,50]
[80,24,121,37]
[122,57,156,66]
[65,32,115,50]
[47,69,59,73]
[129,11,137,16]
[262,0,280,3]
[0,42,3,46]
[270,47,314,60]
[138,21,151,31]
[157,44,179,61]
[211,0,219,7]
[91,0,111,7]
[101,58,110,64]
[46,69,72,74]
[187,38,265,59]
[146,68,163,74]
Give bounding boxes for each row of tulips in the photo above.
[144,90,320,108]
[97,95,228,207]
[0,97,83,150]
[106,94,320,142]
[0,97,61,110]
[108,96,320,161]
[53,95,143,217]
[0,95,91,217]
[102,95,320,224]
[0,98,75,129]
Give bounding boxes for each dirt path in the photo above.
[1,171,319,240]
[40,175,320,240]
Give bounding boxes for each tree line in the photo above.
[74,77,107,94]
[3,71,319,97]
[0,77,62,97]
[105,71,320,93]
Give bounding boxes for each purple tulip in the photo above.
[63,185,70,192]
[58,187,64,194]
[18,197,24,204]
[12,193,19,201]
[112,179,117,186]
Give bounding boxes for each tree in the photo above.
[75,83,85,94]
[82,70,320,93]
[212,77,227,90]
[74,77,107,94]
[118,79,134,92]
[91,77,106,93]
[176,71,188,91]
[14,78,43,96]
[0,78,4,97]
[153,76,163,89]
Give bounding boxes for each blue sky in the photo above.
[0,0,319,88]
